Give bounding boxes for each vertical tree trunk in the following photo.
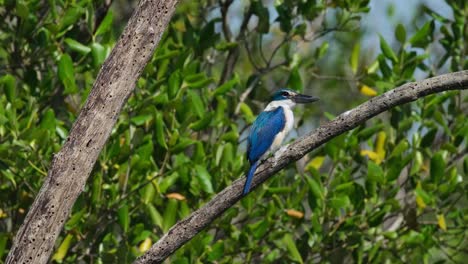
[6,1,179,263]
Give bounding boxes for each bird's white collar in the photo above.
[264,99,295,111]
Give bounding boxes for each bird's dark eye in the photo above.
[281,91,289,97]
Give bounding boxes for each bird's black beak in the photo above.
[292,93,320,104]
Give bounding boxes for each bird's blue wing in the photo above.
[247,107,286,163]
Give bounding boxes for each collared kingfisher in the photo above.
[243,88,319,195]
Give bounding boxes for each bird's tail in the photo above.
[243,161,259,196]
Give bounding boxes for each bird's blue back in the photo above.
[247,107,286,164]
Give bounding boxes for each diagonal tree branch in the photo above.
[135,70,468,264]
[6,1,179,263]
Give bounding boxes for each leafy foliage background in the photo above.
[0,0,467,263]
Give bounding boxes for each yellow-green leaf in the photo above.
[350,43,360,73]
[139,237,152,253]
[306,156,325,170]
[282,234,303,264]
[437,214,447,231]
[52,234,73,262]
[360,85,377,97]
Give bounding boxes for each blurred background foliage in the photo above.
[0,0,467,263]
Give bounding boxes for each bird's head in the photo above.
[271,88,319,105]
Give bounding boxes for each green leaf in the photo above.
[15,1,29,19]
[239,102,255,124]
[193,142,205,163]
[379,35,398,63]
[58,53,78,94]
[194,165,214,194]
[328,195,350,210]
[415,184,432,205]
[1,74,16,102]
[94,11,113,36]
[187,77,214,89]
[317,42,329,60]
[185,73,206,83]
[249,220,269,239]
[168,70,181,99]
[60,6,83,31]
[221,131,238,143]
[350,43,360,73]
[142,183,155,204]
[118,204,130,233]
[282,234,303,264]
[172,138,195,153]
[0,234,7,260]
[430,152,445,182]
[2,170,16,188]
[131,114,153,126]
[91,173,102,204]
[65,209,86,230]
[220,143,234,168]
[52,234,74,262]
[409,21,434,48]
[215,145,224,166]
[368,161,384,184]
[357,124,384,140]
[305,176,324,201]
[377,55,392,78]
[287,66,302,92]
[64,38,91,54]
[187,90,204,118]
[91,42,107,67]
[389,140,409,158]
[213,74,239,96]
[395,23,406,43]
[154,112,168,149]
[159,172,179,193]
[40,108,56,132]
[146,204,163,228]
[215,41,238,51]
[207,241,225,261]
[189,112,213,131]
[162,199,178,232]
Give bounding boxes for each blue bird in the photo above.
[243,88,319,195]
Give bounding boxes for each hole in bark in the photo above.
[86,139,92,147]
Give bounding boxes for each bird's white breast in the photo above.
[264,100,295,153]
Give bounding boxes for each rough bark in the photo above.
[135,70,468,264]
[5,1,179,263]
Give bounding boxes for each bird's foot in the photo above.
[272,146,287,166]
